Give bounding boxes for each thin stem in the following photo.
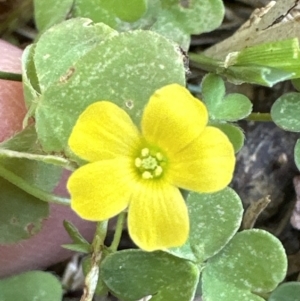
[0,149,77,171]
[0,164,70,205]
[80,221,108,301]
[246,113,273,122]
[0,71,22,82]
[109,211,126,252]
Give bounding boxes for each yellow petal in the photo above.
[170,127,235,193]
[128,181,189,251]
[142,84,208,154]
[67,159,133,221]
[69,101,141,162]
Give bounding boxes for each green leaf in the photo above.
[73,0,117,28]
[201,73,225,107]
[213,93,252,121]
[0,271,62,301]
[202,229,287,301]
[0,126,63,193]
[211,123,244,153]
[201,73,252,121]
[294,139,300,171]
[113,0,147,22]
[225,65,293,87]
[34,18,117,92]
[101,250,199,301]
[0,176,49,244]
[61,243,91,253]
[35,30,185,152]
[21,44,40,110]
[71,0,224,49]
[271,92,300,132]
[169,188,243,263]
[190,45,296,87]
[34,0,74,32]
[63,220,91,247]
[269,282,300,301]
[232,38,300,78]
[149,0,224,49]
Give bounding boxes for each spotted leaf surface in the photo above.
[168,188,243,262]
[101,249,199,301]
[271,92,300,132]
[35,29,185,152]
[202,229,287,301]
[0,271,62,301]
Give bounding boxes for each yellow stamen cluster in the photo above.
[135,148,164,179]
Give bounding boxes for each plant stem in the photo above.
[109,211,126,252]
[80,221,108,301]
[0,164,70,205]
[0,71,22,82]
[246,113,273,122]
[0,149,77,171]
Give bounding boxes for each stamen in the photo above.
[142,171,153,179]
[154,166,163,177]
[156,152,163,161]
[135,158,142,168]
[141,148,150,157]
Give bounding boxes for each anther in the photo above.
[141,148,150,157]
[154,166,163,177]
[142,171,153,179]
[156,152,163,161]
[135,158,142,168]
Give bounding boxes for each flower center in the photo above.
[135,147,165,179]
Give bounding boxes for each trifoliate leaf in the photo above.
[169,188,243,263]
[269,282,300,301]
[271,92,300,132]
[0,271,62,301]
[202,229,287,301]
[101,250,199,301]
[35,29,185,152]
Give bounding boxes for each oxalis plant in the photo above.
[0,0,300,300]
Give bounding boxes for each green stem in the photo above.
[0,149,77,171]
[0,164,70,205]
[109,211,126,252]
[0,71,22,82]
[81,221,108,301]
[246,113,273,122]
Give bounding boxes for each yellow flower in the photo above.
[67,84,235,251]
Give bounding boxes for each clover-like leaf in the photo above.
[201,73,225,108]
[169,188,243,262]
[22,44,40,110]
[269,282,300,301]
[35,29,186,152]
[201,73,252,121]
[271,92,300,132]
[113,0,147,22]
[0,125,63,194]
[0,176,49,244]
[34,0,74,32]
[101,250,199,301]
[294,139,300,171]
[71,0,224,49]
[34,18,117,92]
[0,271,62,301]
[202,229,287,301]
[211,123,244,153]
